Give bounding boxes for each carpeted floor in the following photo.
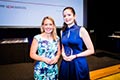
[0,63,34,80]
[0,50,120,80]
[87,54,120,71]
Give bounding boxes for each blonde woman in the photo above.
[30,16,61,80]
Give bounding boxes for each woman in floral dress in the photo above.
[30,16,61,80]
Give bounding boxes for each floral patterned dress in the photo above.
[33,34,59,80]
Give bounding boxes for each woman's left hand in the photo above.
[49,57,58,64]
[64,55,76,61]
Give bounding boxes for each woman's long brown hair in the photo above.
[62,7,77,31]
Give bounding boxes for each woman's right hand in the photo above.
[43,57,52,64]
[63,54,76,61]
[43,57,58,65]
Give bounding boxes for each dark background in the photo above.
[1,0,120,50]
[0,0,120,64]
[87,0,120,51]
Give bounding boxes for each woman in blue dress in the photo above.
[30,16,61,80]
[59,7,94,80]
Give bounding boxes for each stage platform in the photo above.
[90,64,120,80]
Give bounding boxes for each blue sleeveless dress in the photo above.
[59,25,90,80]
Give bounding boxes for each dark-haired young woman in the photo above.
[59,7,94,80]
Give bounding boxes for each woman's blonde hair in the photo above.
[40,16,57,41]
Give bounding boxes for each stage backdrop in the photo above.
[0,0,86,28]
